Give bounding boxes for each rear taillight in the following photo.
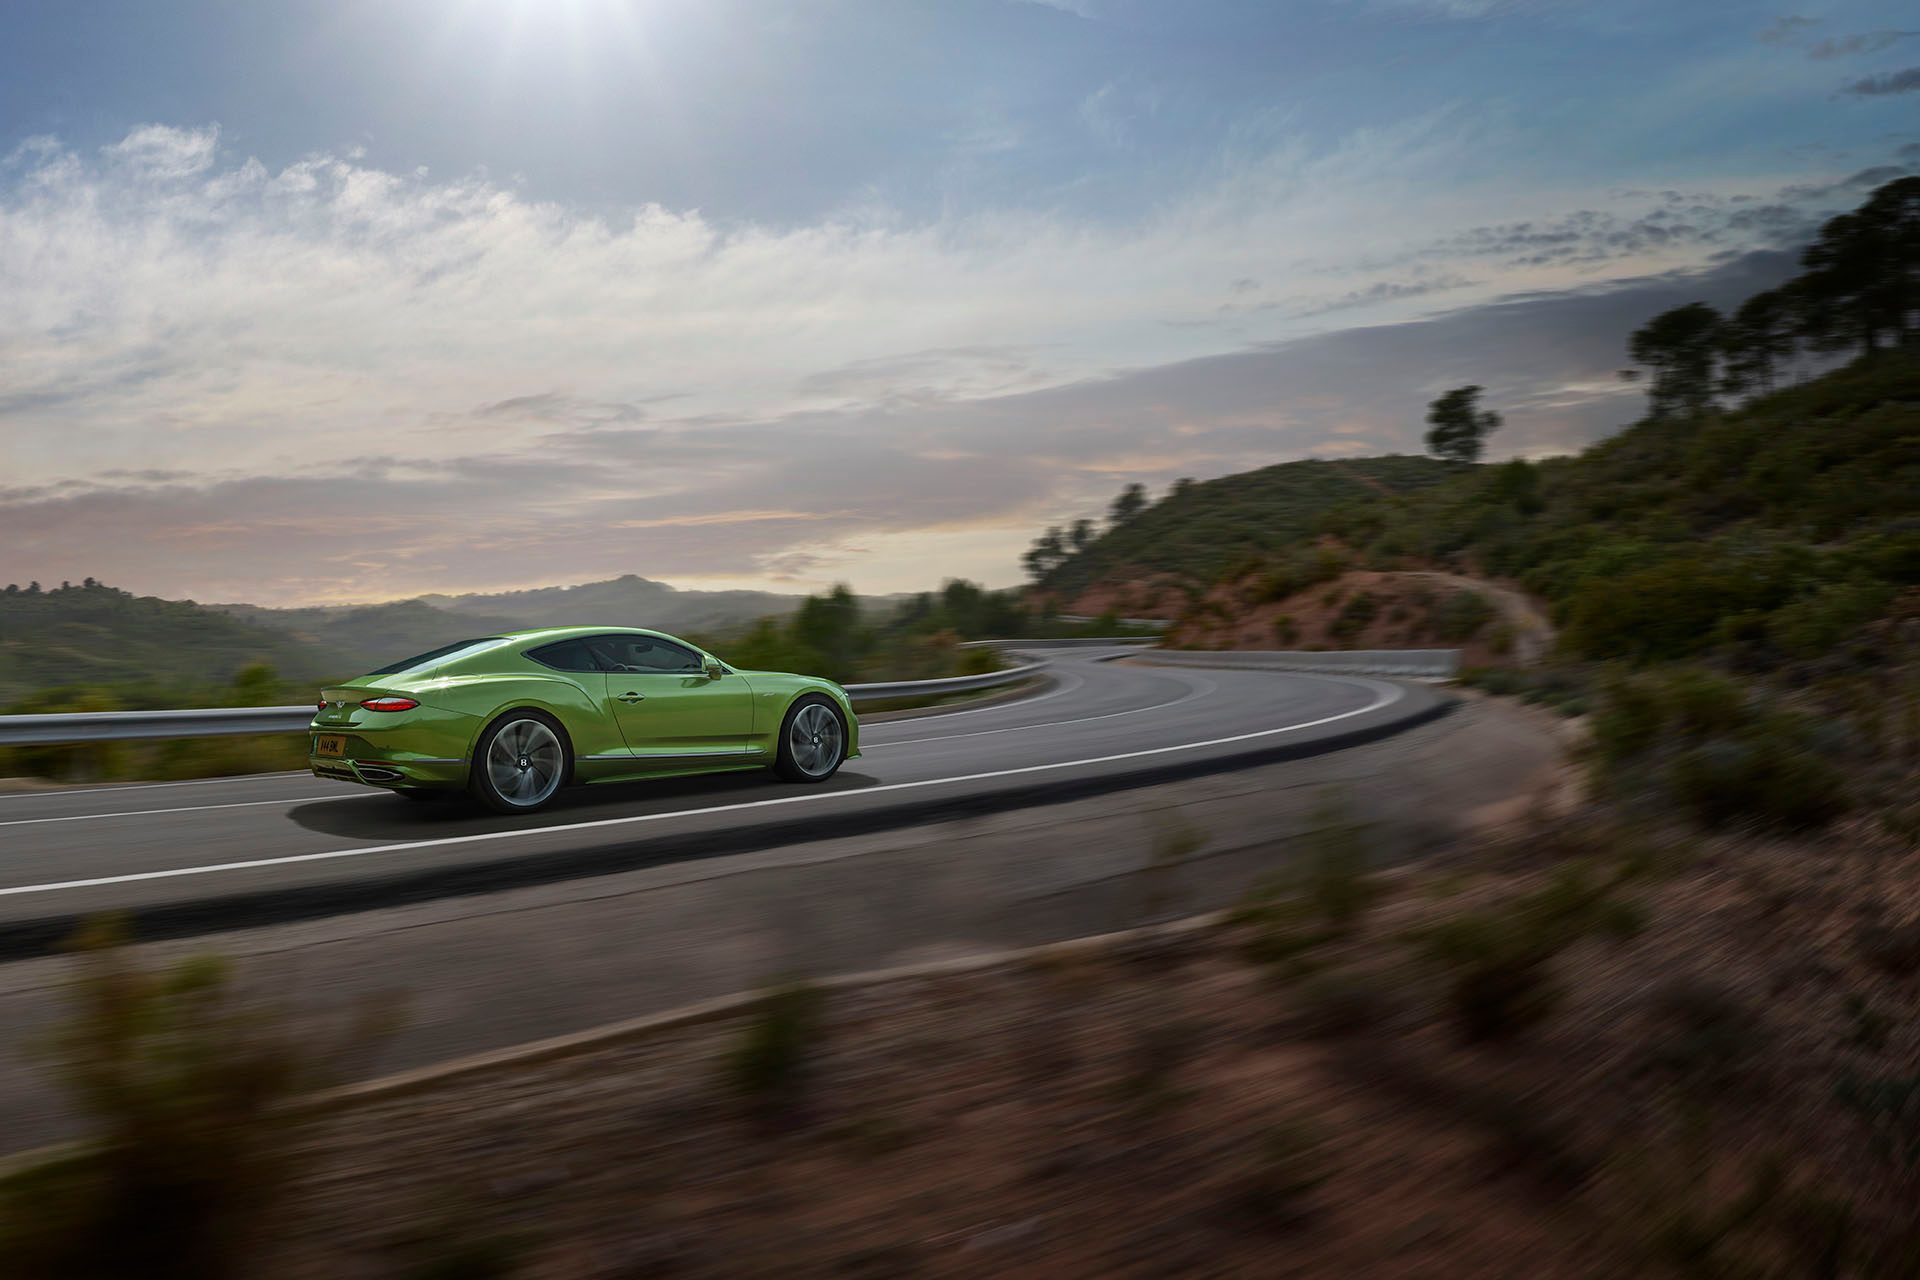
[317,700,327,712]
[359,697,420,712]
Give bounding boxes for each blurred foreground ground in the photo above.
[240,799,1920,1278]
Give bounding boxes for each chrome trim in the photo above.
[580,748,761,762]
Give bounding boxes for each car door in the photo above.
[587,633,757,760]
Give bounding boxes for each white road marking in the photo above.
[0,771,312,801]
[0,796,339,828]
[0,679,1402,897]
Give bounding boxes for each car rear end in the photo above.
[309,686,480,792]
[308,637,505,793]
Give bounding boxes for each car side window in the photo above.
[527,638,603,673]
[589,635,704,674]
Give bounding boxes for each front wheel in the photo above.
[470,711,571,813]
[773,697,847,783]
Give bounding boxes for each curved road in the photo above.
[0,650,1445,955]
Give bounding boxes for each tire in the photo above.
[773,696,847,783]
[469,710,572,814]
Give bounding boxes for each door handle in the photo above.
[617,692,645,703]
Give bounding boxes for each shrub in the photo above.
[1592,673,1850,831]
[1413,863,1641,1041]
[1328,591,1378,642]
[1834,1073,1920,1173]
[1294,968,1394,1037]
[1641,976,1766,1090]
[1216,1122,1328,1230]
[1431,590,1496,642]
[727,981,826,1123]
[1670,720,1849,831]
[0,922,393,1280]
[1300,797,1380,937]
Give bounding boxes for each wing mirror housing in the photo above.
[703,658,727,679]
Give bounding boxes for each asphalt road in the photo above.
[0,650,1446,954]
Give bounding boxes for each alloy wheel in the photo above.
[485,717,564,807]
[787,702,844,778]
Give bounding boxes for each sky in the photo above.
[1,0,1916,606]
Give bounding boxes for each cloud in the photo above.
[101,123,220,179]
[1758,15,1819,45]
[475,392,657,428]
[1807,30,1918,59]
[0,123,1900,602]
[1842,66,1920,95]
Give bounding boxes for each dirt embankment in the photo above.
[1045,563,1554,666]
[1164,568,1553,666]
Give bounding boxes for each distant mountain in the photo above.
[0,583,333,703]
[214,599,530,674]
[418,574,807,634]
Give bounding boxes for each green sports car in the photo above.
[308,627,859,813]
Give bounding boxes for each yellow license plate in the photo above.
[315,734,347,757]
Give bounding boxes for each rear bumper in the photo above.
[309,755,468,789]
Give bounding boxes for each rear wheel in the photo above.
[470,711,571,813]
[774,696,847,783]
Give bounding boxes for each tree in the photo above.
[1423,385,1502,464]
[1719,290,1796,397]
[1628,303,1723,418]
[1021,526,1068,582]
[1109,483,1149,526]
[791,583,862,679]
[1792,175,1920,355]
[1068,518,1096,553]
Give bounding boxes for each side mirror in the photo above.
[703,659,727,679]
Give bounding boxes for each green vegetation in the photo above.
[0,581,332,704]
[1411,862,1644,1041]
[1589,668,1855,831]
[1028,454,1451,595]
[0,923,394,1280]
[0,663,318,784]
[1232,795,1382,974]
[726,981,826,1126]
[695,577,1152,686]
[1424,384,1502,464]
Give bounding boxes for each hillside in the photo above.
[212,574,811,672]
[419,573,807,633]
[0,583,333,704]
[212,599,531,676]
[1043,350,1920,669]
[1036,455,1452,599]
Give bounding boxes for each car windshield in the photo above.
[365,637,507,676]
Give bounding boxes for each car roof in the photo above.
[496,625,683,645]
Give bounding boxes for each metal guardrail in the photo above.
[959,636,1160,650]
[0,662,1054,747]
[839,661,1046,703]
[1052,614,1173,631]
[1135,648,1460,679]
